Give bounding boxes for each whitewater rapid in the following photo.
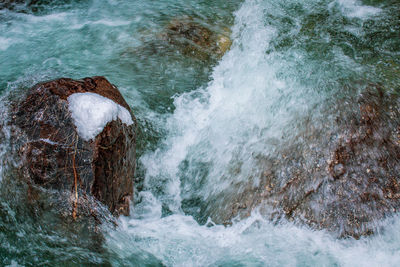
[0,0,399,265]
[105,0,400,266]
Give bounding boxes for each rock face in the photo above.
[162,16,232,59]
[11,76,136,217]
[206,85,400,238]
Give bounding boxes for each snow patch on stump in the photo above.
[68,92,133,141]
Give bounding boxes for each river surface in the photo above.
[0,0,400,266]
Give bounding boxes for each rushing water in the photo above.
[1,0,400,266]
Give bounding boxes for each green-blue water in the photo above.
[0,0,400,266]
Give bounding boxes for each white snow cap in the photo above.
[67,92,133,141]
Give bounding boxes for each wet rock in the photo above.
[161,16,232,59]
[9,76,136,218]
[331,163,345,178]
[207,84,400,238]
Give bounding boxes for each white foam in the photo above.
[67,92,133,141]
[335,0,381,19]
[140,0,311,212]
[108,202,400,267]
[69,19,131,30]
[26,12,70,23]
[92,19,131,27]
[0,37,13,51]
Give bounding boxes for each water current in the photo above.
[0,0,400,265]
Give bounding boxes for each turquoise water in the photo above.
[1,0,400,265]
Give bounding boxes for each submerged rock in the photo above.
[161,16,232,59]
[206,85,400,238]
[9,76,136,218]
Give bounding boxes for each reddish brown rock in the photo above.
[205,84,400,238]
[11,76,136,218]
